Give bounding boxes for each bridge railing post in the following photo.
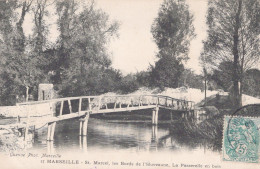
[98,96,102,111]
[78,98,82,114]
[59,101,64,116]
[138,96,141,107]
[68,99,72,113]
[88,98,92,111]
[114,97,117,109]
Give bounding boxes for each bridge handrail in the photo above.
[16,94,194,106]
[14,94,194,120]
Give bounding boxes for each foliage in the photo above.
[169,114,224,151]
[201,0,260,107]
[48,0,119,97]
[150,0,195,90]
[210,61,234,91]
[0,0,120,105]
[135,70,152,88]
[118,74,140,94]
[243,69,260,97]
[150,56,184,89]
[179,69,204,90]
[0,0,45,105]
[209,61,260,98]
[151,0,195,61]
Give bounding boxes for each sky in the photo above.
[95,0,208,75]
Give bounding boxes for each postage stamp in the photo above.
[223,116,260,163]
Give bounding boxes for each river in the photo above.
[29,114,220,155]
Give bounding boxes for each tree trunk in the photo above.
[232,0,242,108]
[203,68,207,106]
[26,86,29,102]
[16,2,27,52]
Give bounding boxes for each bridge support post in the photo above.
[79,113,90,136]
[170,112,173,123]
[47,122,56,141]
[152,107,159,125]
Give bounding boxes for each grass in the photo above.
[169,114,224,151]
[169,104,260,152]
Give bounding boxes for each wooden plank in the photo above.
[68,100,72,113]
[59,101,64,116]
[78,98,82,114]
[114,97,117,109]
[88,98,92,111]
[92,105,157,114]
[98,97,102,110]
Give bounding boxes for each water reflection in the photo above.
[47,141,54,154]
[1,115,221,154]
[30,118,172,153]
[79,136,87,152]
[150,125,158,152]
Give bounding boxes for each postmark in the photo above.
[223,115,260,163]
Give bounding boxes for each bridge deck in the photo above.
[1,94,195,129]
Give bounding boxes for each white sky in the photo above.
[95,0,208,75]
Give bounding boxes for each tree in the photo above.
[0,0,42,104]
[151,0,195,89]
[243,69,260,97]
[0,0,120,105]
[50,0,119,96]
[32,0,50,54]
[15,0,33,53]
[179,69,204,90]
[211,61,234,91]
[118,74,139,94]
[150,56,184,89]
[136,70,152,87]
[151,0,195,61]
[201,0,260,108]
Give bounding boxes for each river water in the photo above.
[30,114,219,155]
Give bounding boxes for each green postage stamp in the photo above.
[223,116,260,163]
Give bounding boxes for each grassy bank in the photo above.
[169,104,260,151]
[169,114,224,151]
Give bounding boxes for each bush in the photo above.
[150,56,184,89]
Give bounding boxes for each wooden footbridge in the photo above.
[0,94,194,141]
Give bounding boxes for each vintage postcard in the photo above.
[0,0,260,169]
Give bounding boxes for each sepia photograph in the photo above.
[0,0,259,168]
